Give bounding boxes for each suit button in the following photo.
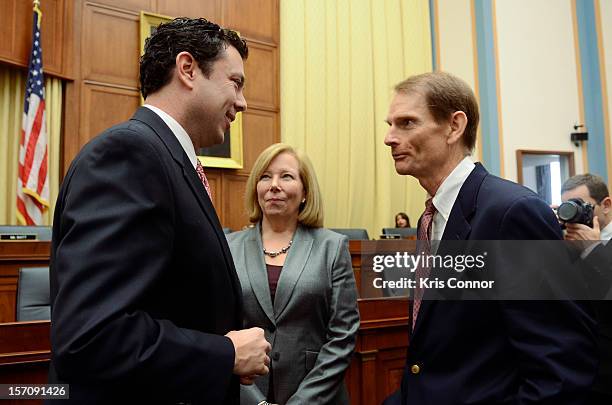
[410,364,420,374]
[272,352,280,361]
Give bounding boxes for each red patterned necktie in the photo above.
[195,160,212,201]
[412,198,437,330]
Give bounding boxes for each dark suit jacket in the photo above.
[390,163,598,405]
[581,241,612,397]
[47,107,242,404]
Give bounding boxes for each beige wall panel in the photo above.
[82,4,140,87]
[222,174,249,230]
[81,84,140,145]
[244,42,278,111]
[437,0,477,91]
[156,0,220,20]
[496,0,583,181]
[240,110,279,175]
[436,0,480,160]
[88,0,153,12]
[223,0,278,44]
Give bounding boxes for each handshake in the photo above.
[225,327,272,386]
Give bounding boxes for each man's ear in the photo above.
[601,196,612,213]
[447,111,468,146]
[175,51,197,89]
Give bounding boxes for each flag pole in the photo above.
[33,0,42,28]
[17,0,49,225]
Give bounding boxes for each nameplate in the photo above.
[379,234,401,240]
[0,234,37,241]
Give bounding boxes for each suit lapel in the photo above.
[273,225,313,319]
[130,107,243,314]
[440,163,488,241]
[245,226,276,325]
[412,163,488,337]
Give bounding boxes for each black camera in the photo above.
[557,198,594,227]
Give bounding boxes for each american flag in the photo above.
[17,2,49,225]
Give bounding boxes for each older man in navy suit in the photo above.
[382,72,597,404]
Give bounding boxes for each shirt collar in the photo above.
[431,156,476,221]
[144,104,198,168]
[600,220,612,241]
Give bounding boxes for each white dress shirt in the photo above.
[144,104,198,169]
[600,221,612,242]
[580,219,612,258]
[430,156,476,241]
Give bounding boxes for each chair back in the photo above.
[16,266,51,321]
[330,228,370,240]
[382,227,418,239]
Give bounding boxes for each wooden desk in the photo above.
[347,240,413,404]
[0,313,406,405]
[0,240,410,404]
[0,242,51,323]
[0,321,50,405]
[346,298,408,405]
[349,239,416,299]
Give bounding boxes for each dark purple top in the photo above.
[266,264,283,302]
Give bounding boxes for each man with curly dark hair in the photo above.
[48,17,270,404]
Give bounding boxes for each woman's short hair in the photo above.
[246,143,324,227]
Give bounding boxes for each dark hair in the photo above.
[394,72,480,151]
[139,17,248,99]
[561,173,609,203]
[395,212,411,228]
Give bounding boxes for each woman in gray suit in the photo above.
[227,143,360,405]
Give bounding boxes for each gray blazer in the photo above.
[228,224,360,405]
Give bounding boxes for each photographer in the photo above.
[561,173,612,405]
[561,174,612,244]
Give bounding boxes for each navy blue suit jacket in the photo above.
[387,163,597,405]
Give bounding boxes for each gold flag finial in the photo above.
[33,0,42,27]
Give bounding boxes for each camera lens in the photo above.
[557,201,578,222]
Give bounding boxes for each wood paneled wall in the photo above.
[0,0,73,79]
[1,0,280,230]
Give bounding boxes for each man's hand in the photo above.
[564,217,601,241]
[225,327,271,382]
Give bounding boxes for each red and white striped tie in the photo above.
[195,160,212,201]
[412,198,437,330]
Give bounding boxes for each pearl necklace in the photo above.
[263,240,293,258]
